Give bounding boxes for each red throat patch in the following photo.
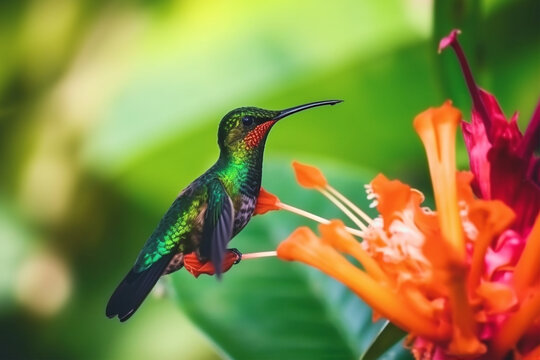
[244,120,277,148]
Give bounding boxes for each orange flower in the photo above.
[184,250,241,278]
[254,187,281,215]
[276,101,540,359]
[292,161,328,188]
[278,226,447,340]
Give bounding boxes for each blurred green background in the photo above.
[1,0,539,359]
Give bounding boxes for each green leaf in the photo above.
[169,160,389,359]
[81,0,431,176]
[361,321,408,360]
[109,41,443,213]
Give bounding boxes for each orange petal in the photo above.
[445,277,487,357]
[467,200,515,295]
[371,174,412,228]
[414,100,464,257]
[456,171,476,205]
[476,281,517,314]
[400,283,441,320]
[183,251,241,278]
[277,227,449,341]
[254,187,281,215]
[415,101,486,356]
[318,220,389,284]
[292,161,327,188]
[491,289,540,359]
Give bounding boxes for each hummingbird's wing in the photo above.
[106,191,200,321]
[199,179,235,278]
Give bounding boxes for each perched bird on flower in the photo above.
[105,100,341,321]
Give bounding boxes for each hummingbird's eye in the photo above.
[241,116,254,126]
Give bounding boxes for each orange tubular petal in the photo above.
[491,289,540,360]
[184,254,215,278]
[318,220,389,284]
[292,161,328,188]
[183,251,240,278]
[414,100,464,258]
[476,282,517,314]
[456,171,476,205]
[400,284,441,320]
[370,174,417,231]
[414,101,485,356]
[445,273,487,356]
[467,200,515,295]
[254,187,281,215]
[277,227,449,341]
[514,213,540,296]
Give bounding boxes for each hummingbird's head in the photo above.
[217,100,342,153]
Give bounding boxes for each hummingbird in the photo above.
[106,100,342,321]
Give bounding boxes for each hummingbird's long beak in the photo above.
[274,100,343,120]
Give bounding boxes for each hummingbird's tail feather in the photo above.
[106,254,172,322]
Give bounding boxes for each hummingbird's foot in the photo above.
[183,249,242,278]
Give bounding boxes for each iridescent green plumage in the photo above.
[106,100,342,321]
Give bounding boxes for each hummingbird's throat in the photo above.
[244,120,277,148]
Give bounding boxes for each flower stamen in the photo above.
[326,184,374,225]
[319,188,368,231]
[291,161,369,231]
[255,187,365,237]
[242,251,277,259]
[278,201,365,238]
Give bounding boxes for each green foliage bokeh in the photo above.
[0,0,538,359]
